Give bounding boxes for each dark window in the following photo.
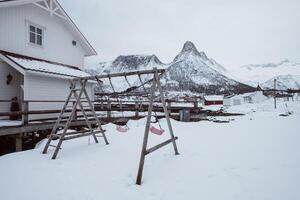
[29,24,43,46]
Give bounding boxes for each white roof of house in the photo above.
[225,91,264,99]
[0,51,90,78]
[204,95,224,101]
[0,0,97,56]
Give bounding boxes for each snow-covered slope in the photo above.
[85,55,167,93]
[230,59,300,89]
[163,41,254,94]
[262,75,300,90]
[86,54,167,75]
[1,100,300,200]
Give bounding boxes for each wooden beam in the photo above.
[0,120,97,137]
[145,137,178,155]
[155,71,179,155]
[21,101,29,125]
[33,1,67,20]
[75,69,165,81]
[15,133,23,152]
[43,0,49,9]
[136,74,157,185]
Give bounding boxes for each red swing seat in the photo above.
[116,125,129,133]
[150,125,165,135]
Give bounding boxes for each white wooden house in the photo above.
[224,91,268,107]
[0,0,97,120]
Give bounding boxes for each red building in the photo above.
[204,95,224,106]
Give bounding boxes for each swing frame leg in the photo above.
[136,77,156,185]
[136,68,179,185]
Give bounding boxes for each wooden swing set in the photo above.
[42,68,179,185]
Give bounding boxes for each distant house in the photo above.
[223,94,243,106]
[224,91,268,106]
[0,0,96,120]
[204,95,224,106]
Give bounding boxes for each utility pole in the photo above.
[274,79,277,109]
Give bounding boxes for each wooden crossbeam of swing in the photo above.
[63,131,104,141]
[145,137,178,155]
[74,69,166,81]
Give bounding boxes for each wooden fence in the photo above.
[0,99,201,126]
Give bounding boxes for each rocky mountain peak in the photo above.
[173,41,210,63]
[112,54,163,68]
[181,41,198,53]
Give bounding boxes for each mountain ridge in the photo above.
[85,41,256,95]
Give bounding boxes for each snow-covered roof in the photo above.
[225,91,264,99]
[204,95,224,101]
[1,51,90,78]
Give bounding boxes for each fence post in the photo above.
[15,133,23,152]
[22,101,29,125]
[107,100,111,119]
[101,99,104,109]
[167,101,171,116]
[135,101,139,118]
[193,101,198,108]
[72,101,77,120]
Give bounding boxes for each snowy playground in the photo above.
[0,99,299,200]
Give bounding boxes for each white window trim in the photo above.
[25,20,45,49]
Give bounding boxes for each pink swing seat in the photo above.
[150,125,165,135]
[116,125,129,133]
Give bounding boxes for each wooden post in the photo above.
[167,101,171,116]
[193,101,198,108]
[155,71,179,155]
[135,101,139,118]
[136,68,180,185]
[15,133,22,152]
[107,100,111,119]
[274,79,277,109]
[22,101,29,125]
[136,77,157,185]
[72,101,77,120]
[101,99,104,109]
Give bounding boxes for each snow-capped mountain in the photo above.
[230,59,300,89]
[85,41,255,95]
[163,41,254,94]
[262,75,300,90]
[85,54,167,75]
[85,54,167,93]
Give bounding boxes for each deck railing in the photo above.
[0,99,201,126]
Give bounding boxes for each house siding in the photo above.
[0,4,86,68]
[24,72,94,120]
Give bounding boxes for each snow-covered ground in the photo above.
[0,99,299,200]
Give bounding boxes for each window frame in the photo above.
[27,22,44,47]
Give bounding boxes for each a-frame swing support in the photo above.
[42,79,109,159]
[135,68,179,185]
[41,67,179,185]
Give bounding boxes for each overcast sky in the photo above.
[61,0,300,69]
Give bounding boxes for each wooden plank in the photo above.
[63,130,104,141]
[145,137,178,155]
[51,81,87,159]
[15,133,23,152]
[136,74,157,185]
[42,87,75,154]
[21,101,29,125]
[75,68,165,81]
[155,70,180,155]
[82,84,109,145]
